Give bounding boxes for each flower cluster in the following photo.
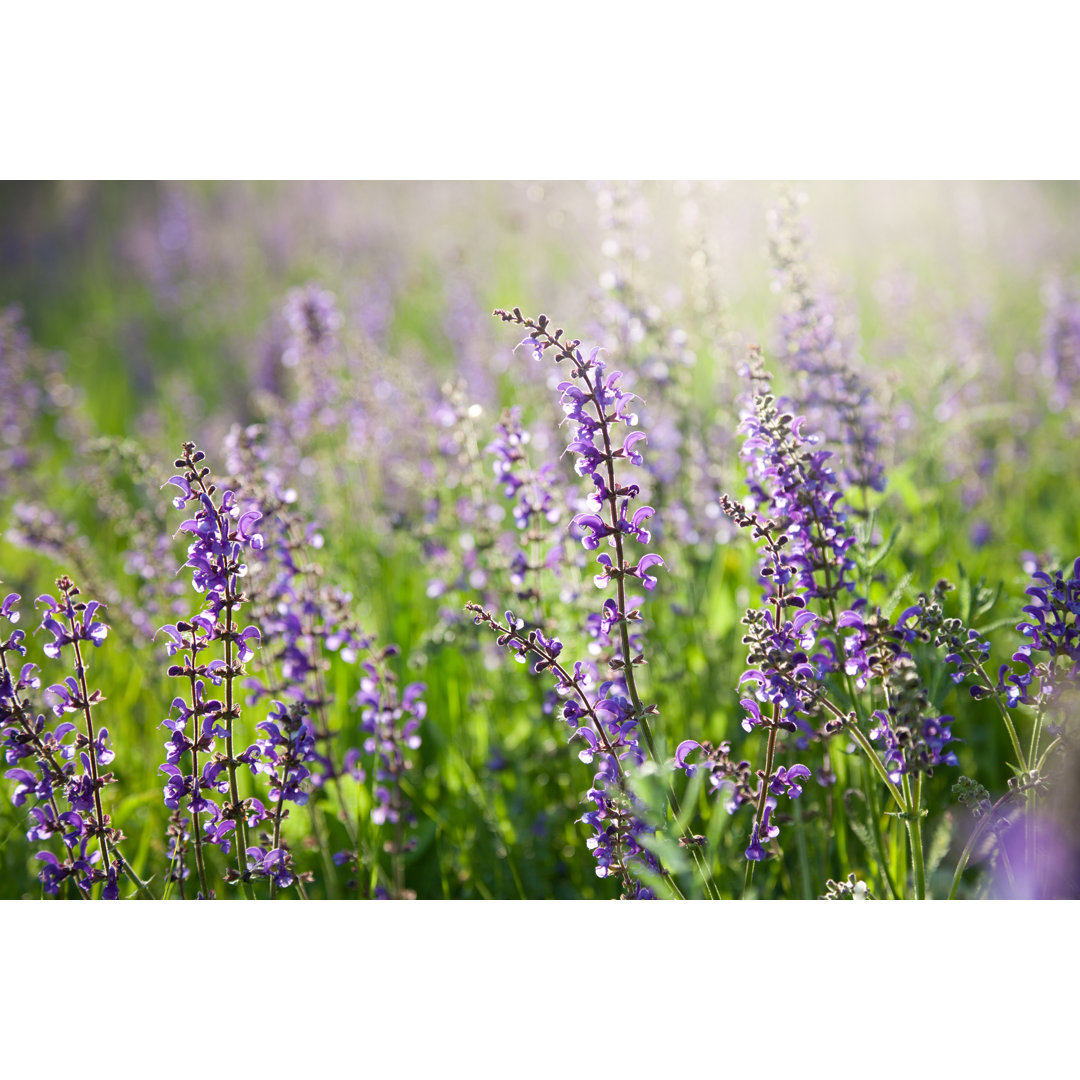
[486,406,565,612]
[590,181,731,552]
[496,310,666,674]
[719,371,843,861]
[354,650,425,839]
[283,283,343,367]
[0,306,78,499]
[419,381,503,629]
[738,350,856,604]
[326,647,426,898]
[769,189,886,499]
[2,580,123,898]
[488,308,668,894]
[673,738,756,814]
[241,700,317,893]
[867,654,959,781]
[1000,558,1080,723]
[905,583,994,695]
[159,441,265,895]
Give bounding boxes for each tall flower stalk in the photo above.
[162,441,264,897]
[494,308,665,757]
[479,308,674,897]
[350,646,425,899]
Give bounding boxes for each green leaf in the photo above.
[974,614,1018,636]
[957,562,972,622]
[926,811,954,878]
[882,571,915,619]
[843,789,877,855]
[866,524,902,572]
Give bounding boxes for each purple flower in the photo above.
[485,308,672,896]
[2,581,125,897]
[161,442,269,895]
[769,189,886,497]
[282,283,343,365]
[351,653,425,867]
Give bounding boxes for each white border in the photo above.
[3,3,1079,177]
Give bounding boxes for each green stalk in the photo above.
[790,778,814,899]
[826,706,906,813]
[222,593,255,900]
[185,631,211,900]
[865,779,899,900]
[904,773,926,900]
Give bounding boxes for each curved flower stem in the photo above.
[488,312,703,896]
[161,830,181,901]
[1036,736,1062,774]
[1028,704,1044,772]
[744,717,781,897]
[820,695,907,812]
[948,790,1012,899]
[745,532,790,894]
[267,738,297,901]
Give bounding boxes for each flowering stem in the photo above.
[185,632,211,900]
[574,363,662,763]
[289,519,358,851]
[67,631,110,880]
[496,310,661,760]
[1036,736,1061,774]
[185,451,256,899]
[267,739,296,901]
[744,718,781,897]
[222,594,254,899]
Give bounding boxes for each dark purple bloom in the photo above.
[161,442,267,895]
